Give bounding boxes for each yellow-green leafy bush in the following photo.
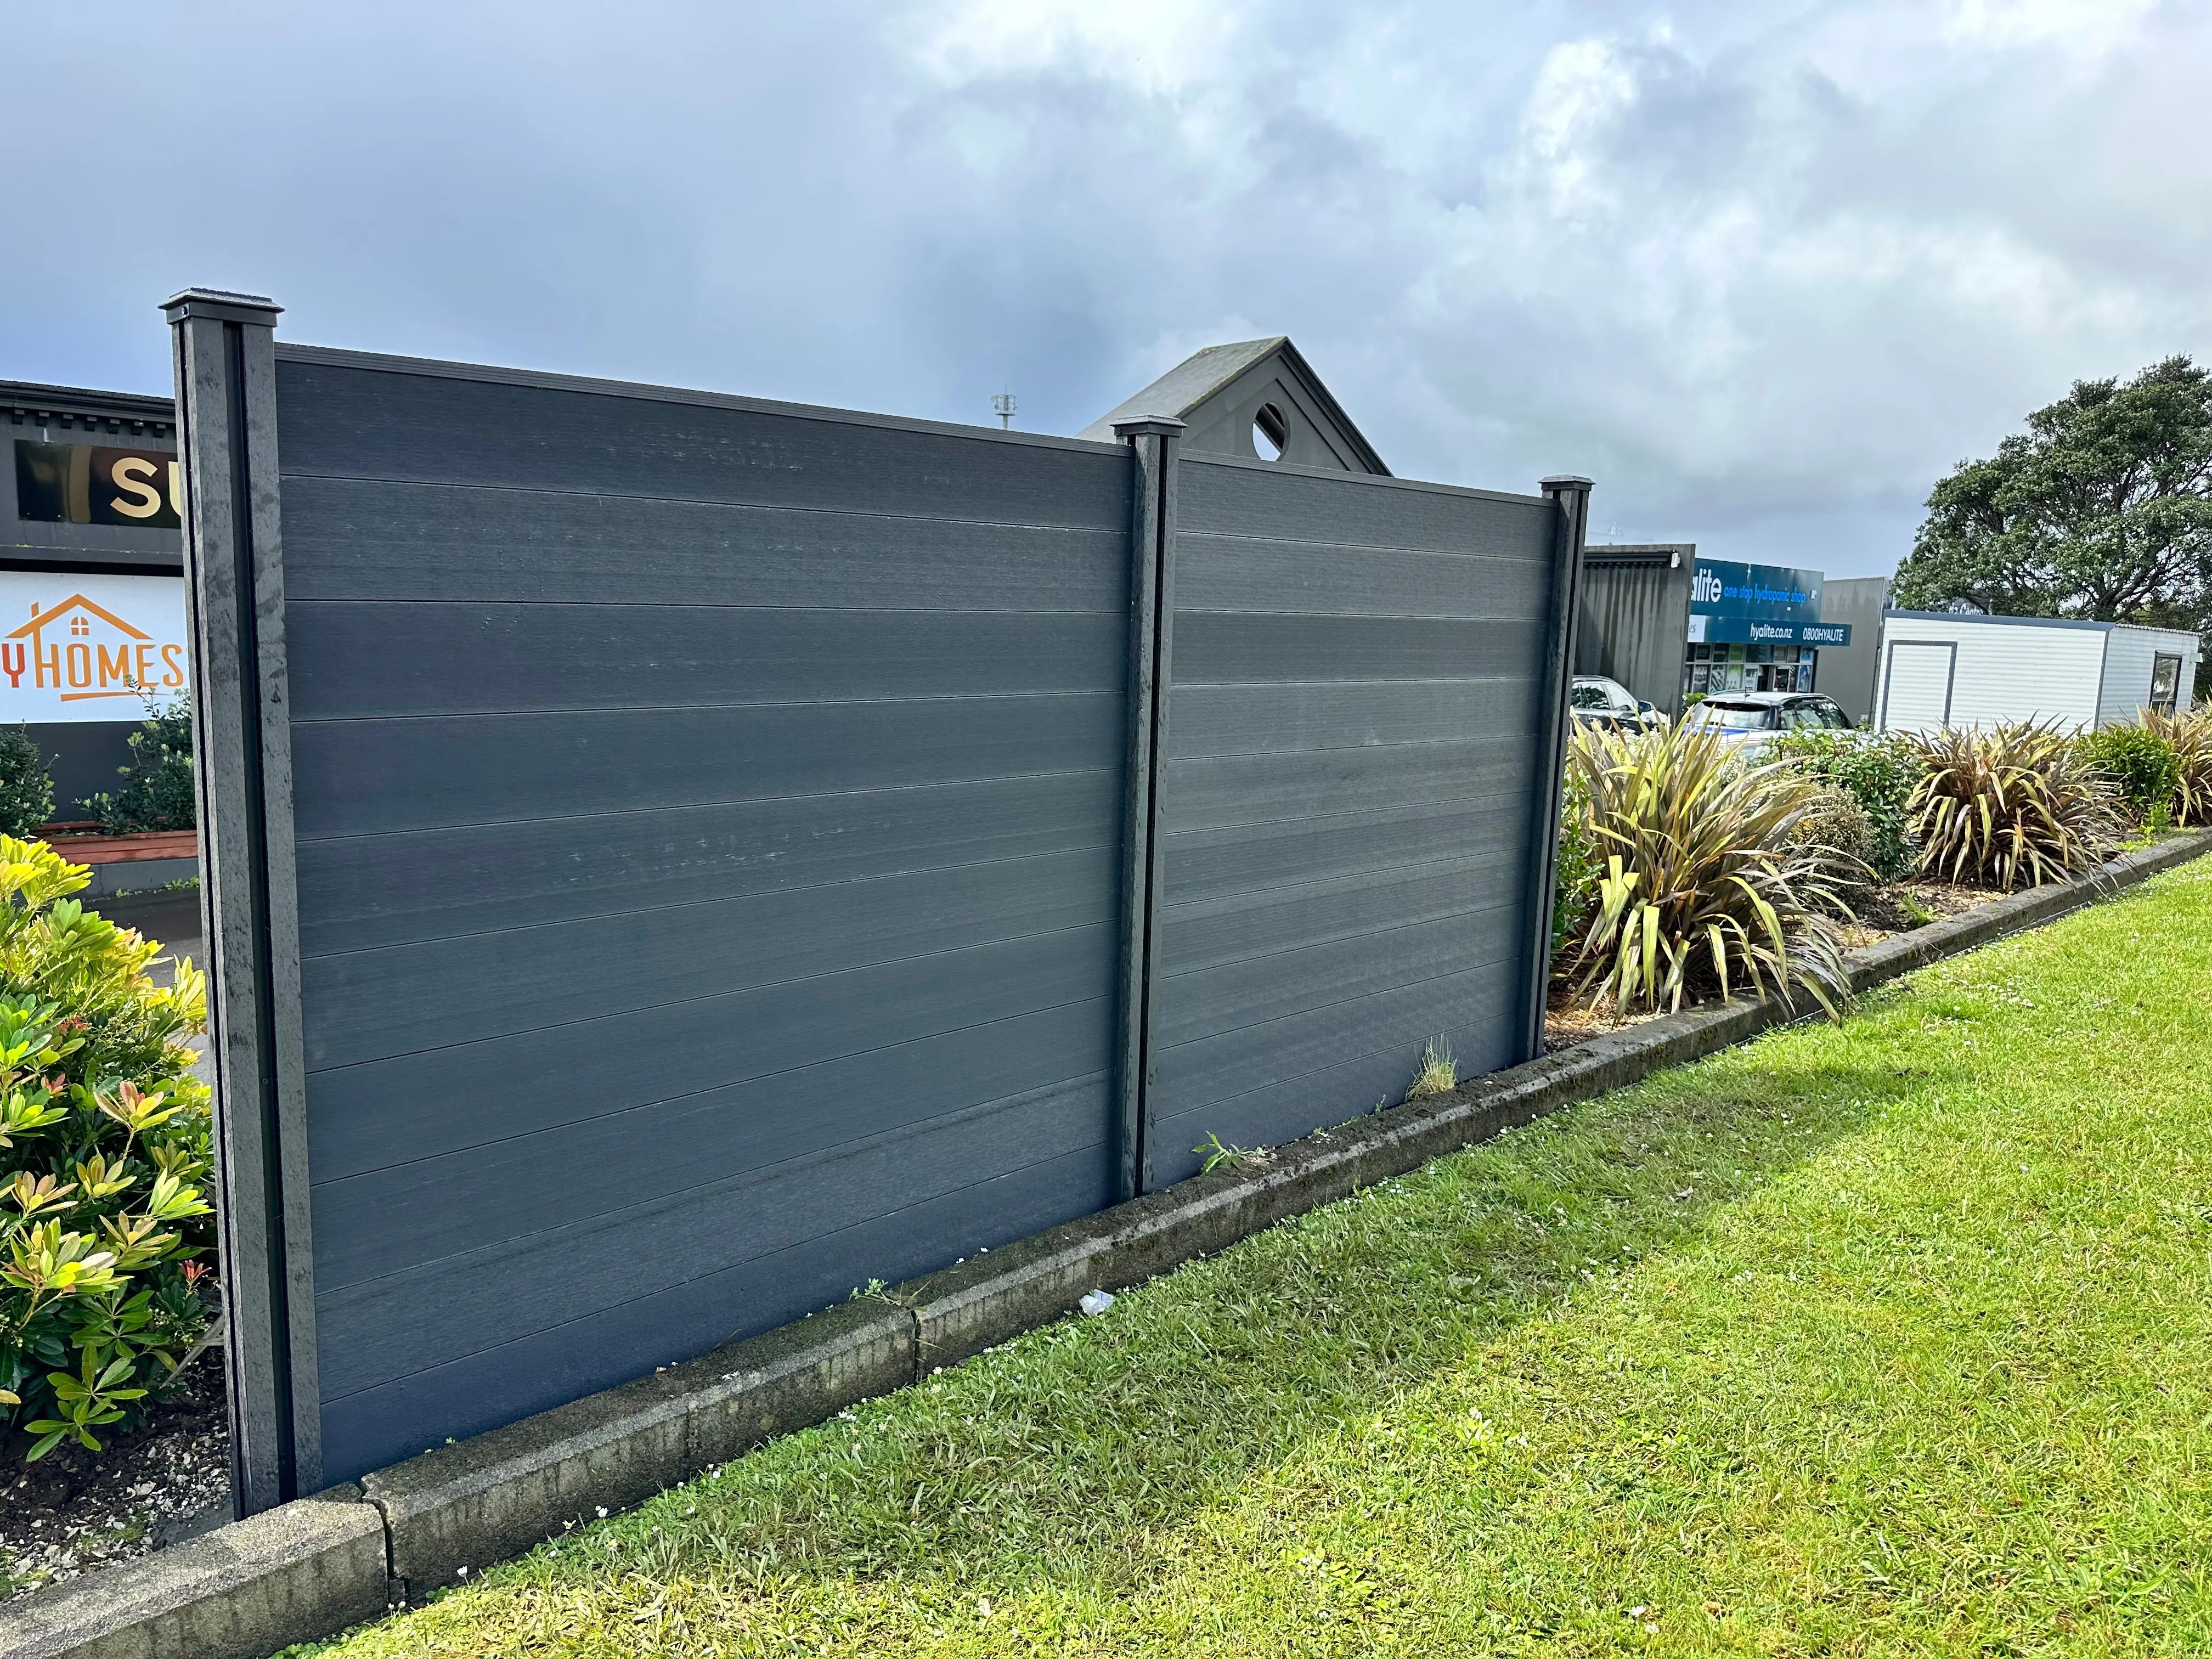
[1559,720,1853,1017]
[0,838,211,1460]
[1909,721,2121,891]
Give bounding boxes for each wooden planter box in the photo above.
[36,822,200,865]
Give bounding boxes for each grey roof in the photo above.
[1075,336,1389,474]
[1076,338,1286,441]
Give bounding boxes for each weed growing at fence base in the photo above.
[301,859,2212,1658]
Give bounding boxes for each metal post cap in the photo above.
[161,289,283,326]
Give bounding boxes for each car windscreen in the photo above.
[1689,702,1777,731]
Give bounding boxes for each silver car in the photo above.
[1680,691,1853,753]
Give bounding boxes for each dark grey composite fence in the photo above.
[163,290,1588,1512]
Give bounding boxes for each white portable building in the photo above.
[1874,611,2201,735]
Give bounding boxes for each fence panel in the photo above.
[171,301,1581,1506]
[1144,455,1562,1186]
[269,348,1136,1483]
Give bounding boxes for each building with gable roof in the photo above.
[1077,337,1389,474]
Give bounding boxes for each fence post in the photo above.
[1520,475,1594,1065]
[163,288,320,1514]
[1111,415,1184,1200]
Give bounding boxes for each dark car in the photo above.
[1570,674,1663,731]
[1680,691,1853,753]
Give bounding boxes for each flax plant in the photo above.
[2143,707,2212,826]
[1560,721,1853,1018]
[1908,721,2121,891]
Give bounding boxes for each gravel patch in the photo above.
[1,1357,229,1604]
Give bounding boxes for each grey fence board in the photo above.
[303,929,1110,1184]
[1166,678,1539,758]
[178,323,1582,1505]
[1164,798,1524,904]
[275,353,1130,527]
[298,845,1116,1070]
[291,770,1119,956]
[287,695,1121,837]
[313,1075,1113,1397]
[1161,738,1528,830]
[1174,537,1550,617]
[1147,965,1523,1164]
[280,475,1128,609]
[286,603,1124,718]
[318,1138,1112,1476]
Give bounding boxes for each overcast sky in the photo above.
[5,0,2204,576]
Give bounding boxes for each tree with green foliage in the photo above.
[87,698,194,836]
[1892,356,2212,698]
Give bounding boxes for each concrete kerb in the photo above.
[0,1487,385,1659]
[10,827,2207,1659]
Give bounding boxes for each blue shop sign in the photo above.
[1690,616,1853,646]
[1689,559,1825,626]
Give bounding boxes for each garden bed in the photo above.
[0,1358,229,1604]
[1543,874,2013,1051]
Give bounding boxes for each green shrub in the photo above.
[1786,784,1880,898]
[2075,724,2183,825]
[87,698,195,836]
[2143,708,2212,826]
[1551,770,1599,958]
[1909,721,2121,891]
[1559,720,1853,1017]
[0,838,212,1461]
[0,730,54,839]
[1769,728,1925,879]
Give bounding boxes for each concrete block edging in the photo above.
[9,828,2207,1659]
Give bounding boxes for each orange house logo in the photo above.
[2,595,189,704]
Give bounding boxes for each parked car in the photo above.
[1681,691,1854,753]
[1571,674,1662,730]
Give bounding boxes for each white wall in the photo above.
[2096,624,2202,725]
[1875,614,2106,732]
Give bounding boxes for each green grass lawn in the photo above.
[303,857,2212,1657]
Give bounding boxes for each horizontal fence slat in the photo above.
[275,357,1133,530]
[311,1022,1116,1294]
[1158,849,1527,981]
[1177,454,1556,559]
[301,844,1117,1071]
[1152,907,1520,1057]
[1159,738,1529,832]
[1175,533,1551,616]
[315,1125,1114,1481]
[279,473,1129,609]
[304,925,1114,1185]
[313,1075,1114,1403]
[1172,612,1543,686]
[1165,677,1539,759]
[292,770,1120,957]
[288,602,1124,720]
[1144,972,1522,1186]
[289,695,1123,838]
[1161,795,1526,909]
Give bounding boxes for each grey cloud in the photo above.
[3,0,2206,577]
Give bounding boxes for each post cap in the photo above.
[1112,414,1189,439]
[1539,474,1595,494]
[161,289,283,327]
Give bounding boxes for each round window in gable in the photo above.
[1252,403,1287,461]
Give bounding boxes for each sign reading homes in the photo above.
[0,573,189,722]
[14,439,183,530]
